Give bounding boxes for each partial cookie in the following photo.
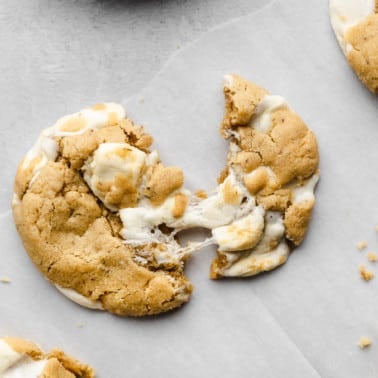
[0,337,94,377]
[114,75,319,278]
[13,77,319,315]
[13,104,194,316]
[330,0,378,93]
[209,74,319,278]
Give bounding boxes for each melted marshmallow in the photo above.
[22,103,126,185]
[292,173,320,204]
[330,0,376,51]
[2,358,47,378]
[83,142,147,211]
[55,285,104,310]
[52,103,125,137]
[212,206,265,252]
[172,171,254,229]
[222,241,289,277]
[251,95,289,132]
[0,340,22,373]
[22,134,59,187]
[220,211,288,277]
[0,340,47,378]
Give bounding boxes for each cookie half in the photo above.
[13,104,194,316]
[13,77,319,315]
[330,0,378,93]
[0,337,94,377]
[209,75,319,278]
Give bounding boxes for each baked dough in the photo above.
[330,0,378,93]
[13,104,193,316]
[209,75,319,277]
[0,337,94,377]
[13,76,319,315]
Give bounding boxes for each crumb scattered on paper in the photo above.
[0,277,11,283]
[358,337,372,349]
[359,265,375,281]
[138,96,144,103]
[367,252,378,262]
[356,240,367,250]
[77,322,85,328]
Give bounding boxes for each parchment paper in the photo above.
[1,0,378,376]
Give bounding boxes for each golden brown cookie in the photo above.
[330,0,378,93]
[209,75,319,278]
[13,104,193,316]
[0,337,94,377]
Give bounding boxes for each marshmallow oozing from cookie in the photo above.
[330,0,378,93]
[0,337,94,377]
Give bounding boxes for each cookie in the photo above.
[330,0,378,93]
[13,77,319,315]
[13,104,194,316]
[0,337,94,377]
[208,75,319,277]
[103,75,319,278]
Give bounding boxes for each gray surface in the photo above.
[1,0,378,377]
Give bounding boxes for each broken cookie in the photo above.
[117,76,319,279]
[13,76,319,316]
[13,103,193,316]
[209,75,319,277]
[330,0,378,93]
[0,337,94,377]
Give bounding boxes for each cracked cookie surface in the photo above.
[0,337,94,377]
[330,0,378,93]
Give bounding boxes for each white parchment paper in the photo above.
[1,0,378,377]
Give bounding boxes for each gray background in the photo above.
[1,0,378,377]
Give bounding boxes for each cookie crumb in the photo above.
[367,252,378,262]
[359,265,375,281]
[0,277,11,283]
[76,322,85,328]
[356,240,367,250]
[358,337,372,349]
[138,96,145,103]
